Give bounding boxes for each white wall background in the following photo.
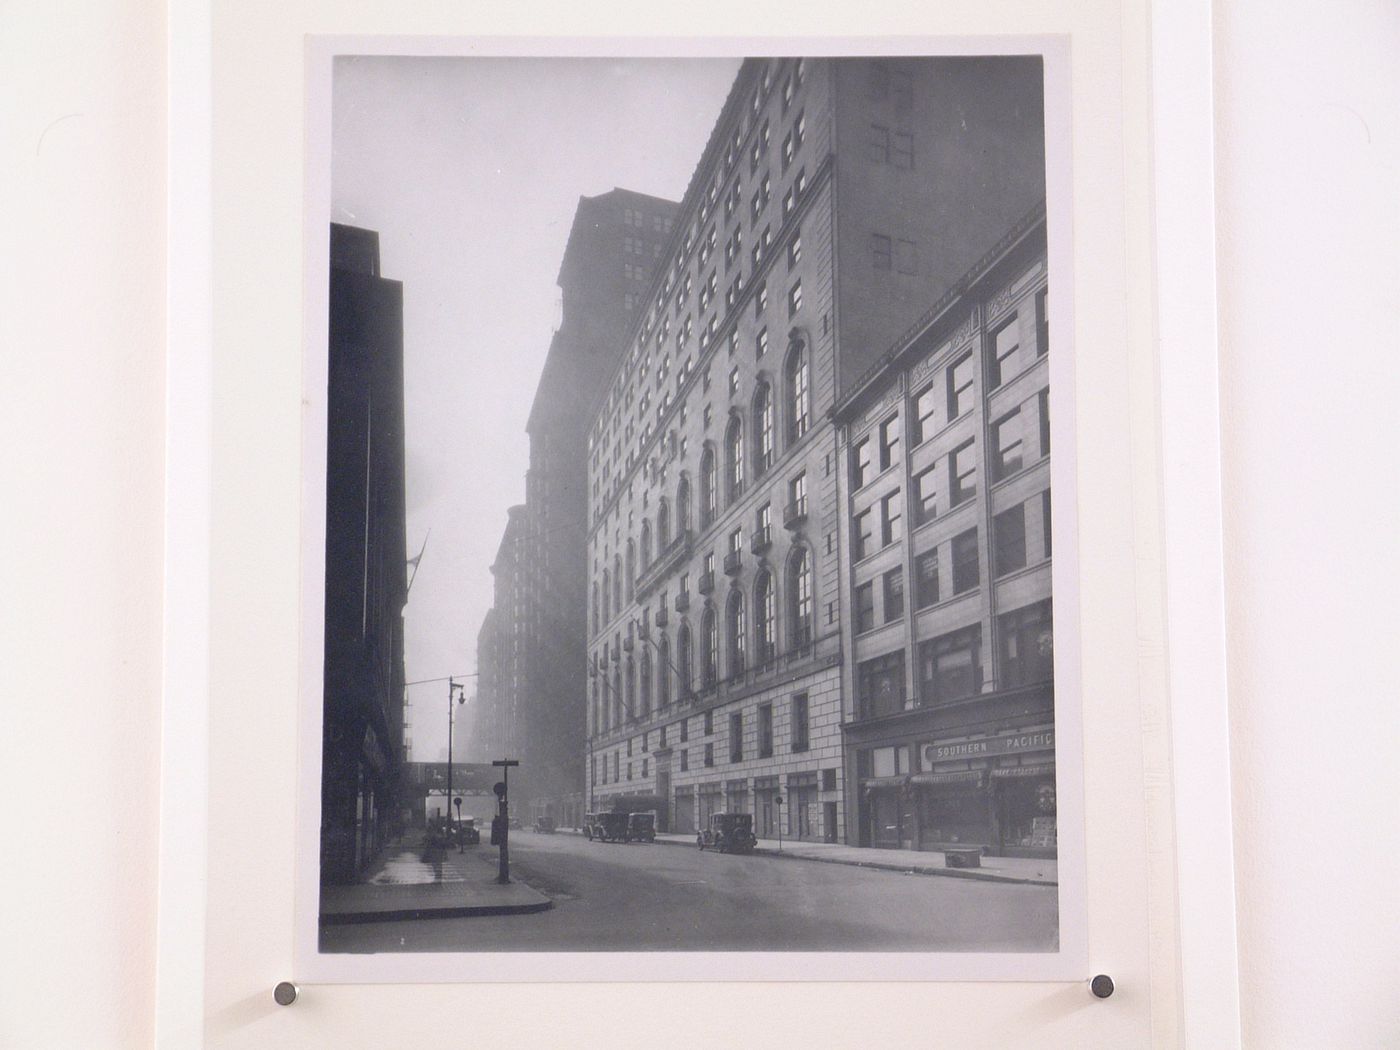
[4,0,1398,1046]
[1214,1,1400,1046]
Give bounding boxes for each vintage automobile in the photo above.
[697,812,758,853]
[532,815,556,834]
[586,811,632,843]
[626,811,657,843]
[582,813,599,839]
[456,817,480,846]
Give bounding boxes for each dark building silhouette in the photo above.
[321,223,408,883]
[474,190,679,822]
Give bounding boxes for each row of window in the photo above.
[852,492,1051,633]
[591,547,815,734]
[592,692,812,785]
[855,598,1054,720]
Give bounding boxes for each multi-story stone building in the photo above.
[583,57,1046,844]
[321,223,408,882]
[477,190,678,810]
[834,208,1054,858]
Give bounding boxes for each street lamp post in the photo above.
[446,677,466,837]
[776,793,784,853]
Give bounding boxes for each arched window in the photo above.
[657,500,671,547]
[677,477,692,532]
[641,520,653,568]
[786,337,810,445]
[787,545,814,648]
[591,583,599,635]
[727,589,747,675]
[626,656,636,722]
[701,606,719,686]
[700,447,717,528]
[602,569,611,623]
[613,554,622,612]
[657,634,671,708]
[675,623,693,699]
[640,647,652,717]
[725,415,745,502]
[626,540,636,602]
[753,382,774,477]
[754,569,775,663]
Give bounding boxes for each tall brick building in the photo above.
[475,190,678,813]
[583,57,1046,844]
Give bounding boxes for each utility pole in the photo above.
[446,678,465,835]
[493,758,520,884]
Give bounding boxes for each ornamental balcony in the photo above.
[750,525,771,554]
[655,605,670,628]
[723,549,743,575]
[698,570,716,595]
[783,498,808,529]
[623,636,634,653]
[636,530,692,598]
[675,590,691,612]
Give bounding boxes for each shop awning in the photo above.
[989,764,1056,779]
[860,776,908,789]
[910,770,983,785]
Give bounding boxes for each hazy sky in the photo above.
[331,56,741,762]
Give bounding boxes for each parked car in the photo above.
[627,811,657,843]
[532,816,556,833]
[586,811,632,843]
[697,812,757,853]
[456,818,480,845]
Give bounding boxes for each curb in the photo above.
[321,898,553,925]
[561,827,1056,887]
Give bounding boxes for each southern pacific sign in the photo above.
[922,730,1053,768]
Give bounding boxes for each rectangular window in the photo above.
[1042,489,1053,558]
[729,367,740,397]
[788,280,802,317]
[729,712,743,762]
[913,383,936,443]
[788,232,802,268]
[913,464,936,525]
[790,471,807,516]
[680,748,689,771]
[919,625,983,704]
[994,503,1027,577]
[851,436,873,489]
[755,281,767,316]
[855,581,875,633]
[915,549,939,609]
[704,709,713,734]
[1036,288,1049,356]
[951,527,979,594]
[871,233,892,270]
[883,567,904,622]
[880,490,902,547]
[1039,388,1050,456]
[853,508,875,561]
[791,693,810,752]
[866,123,890,163]
[949,440,977,507]
[947,353,975,418]
[878,413,900,469]
[895,238,918,274]
[892,132,914,169]
[858,650,906,719]
[758,703,773,757]
[756,327,769,358]
[999,599,1054,688]
[704,742,714,767]
[989,315,1020,388]
[992,410,1023,481]
[681,718,689,742]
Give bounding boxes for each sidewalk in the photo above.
[320,833,553,924]
[562,826,1056,885]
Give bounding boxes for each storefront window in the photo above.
[918,625,982,704]
[857,651,906,719]
[998,599,1054,687]
[997,776,1057,850]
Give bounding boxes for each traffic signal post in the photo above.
[492,758,519,885]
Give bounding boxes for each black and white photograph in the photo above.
[313,50,1068,964]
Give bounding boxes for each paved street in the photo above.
[320,831,1058,953]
